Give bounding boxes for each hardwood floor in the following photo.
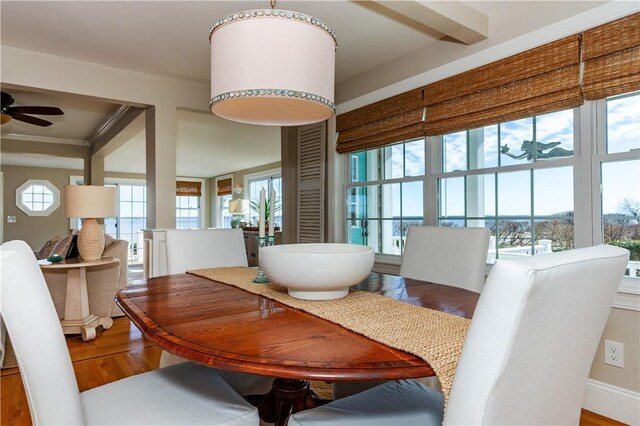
[1,318,162,425]
[0,317,625,425]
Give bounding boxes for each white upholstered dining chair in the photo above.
[334,225,491,398]
[293,245,629,425]
[0,240,259,425]
[161,228,275,396]
[400,225,491,293]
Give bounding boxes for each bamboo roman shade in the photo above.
[335,88,424,154]
[215,178,231,196]
[176,181,202,197]
[582,12,640,100]
[333,12,636,153]
[424,35,582,136]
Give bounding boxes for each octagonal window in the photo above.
[16,179,60,216]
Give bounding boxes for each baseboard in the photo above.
[583,379,640,425]
[372,261,400,276]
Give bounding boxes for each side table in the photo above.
[39,257,120,341]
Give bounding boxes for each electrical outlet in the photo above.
[604,340,624,368]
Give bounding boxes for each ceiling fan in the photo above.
[1,91,64,127]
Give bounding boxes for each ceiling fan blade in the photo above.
[9,106,64,115]
[11,112,53,127]
[1,92,15,107]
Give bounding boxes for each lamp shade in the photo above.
[210,9,337,126]
[229,198,249,215]
[64,185,117,218]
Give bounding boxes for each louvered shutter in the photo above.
[297,122,326,243]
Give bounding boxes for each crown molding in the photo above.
[0,133,89,146]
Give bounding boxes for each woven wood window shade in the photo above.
[215,178,231,196]
[176,181,202,197]
[335,88,424,154]
[424,35,583,136]
[582,12,640,100]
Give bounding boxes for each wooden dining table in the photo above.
[116,271,479,425]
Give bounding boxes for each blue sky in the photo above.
[602,95,640,215]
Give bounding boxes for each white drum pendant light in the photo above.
[209,4,337,126]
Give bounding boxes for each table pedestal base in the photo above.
[246,379,330,426]
[60,315,101,341]
[41,257,120,342]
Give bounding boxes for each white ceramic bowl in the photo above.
[259,243,375,300]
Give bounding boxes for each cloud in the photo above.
[386,144,404,178]
[536,109,573,148]
[482,125,499,166]
[607,94,640,152]
[444,131,467,171]
[404,140,425,177]
[500,117,533,165]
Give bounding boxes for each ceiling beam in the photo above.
[1,138,89,159]
[92,112,145,159]
[0,133,88,146]
[90,106,144,157]
[373,1,488,45]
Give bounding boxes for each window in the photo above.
[346,139,425,254]
[16,179,60,216]
[176,195,200,229]
[177,180,204,229]
[597,92,640,280]
[344,95,640,302]
[438,109,576,262]
[345,97,640,276]
[106,184,146,263]
[215,175,233,228]
[218,194,232,228]
[245,169,282,228]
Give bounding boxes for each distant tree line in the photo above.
[437,198,640,261]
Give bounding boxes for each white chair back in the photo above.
[0,240,85,425]
[400,226,490,292]
[164,228,248,274]
[445,245,629,425]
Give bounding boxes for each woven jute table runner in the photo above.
[188,267,470,401]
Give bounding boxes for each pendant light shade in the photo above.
[209,9,337,126]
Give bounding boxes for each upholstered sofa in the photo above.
[42,235,128,319]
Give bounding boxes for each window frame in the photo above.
[16,179,60,216]
[176,194,201,229]
[433,109,580,262]
[344,139,427,256]
[243,168,283,227]
[215,174,234,228]
[176,176,206,229]
[342,95,640,307]
[591,93,640,297]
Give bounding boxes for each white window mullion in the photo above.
[425,135,440,226]
[575,102,596,248]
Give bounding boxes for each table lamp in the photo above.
[64,185,117,261]
[228,199,249,229]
